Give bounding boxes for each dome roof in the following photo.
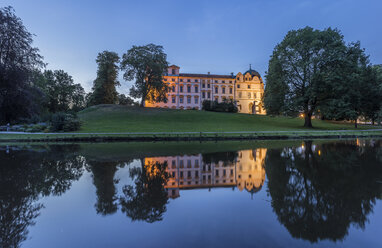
[244,69,261,79]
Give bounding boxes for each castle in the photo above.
[145,65,266,114]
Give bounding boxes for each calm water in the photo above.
[1,139,382,248]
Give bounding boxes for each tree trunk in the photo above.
[372,118,375,125]
[304,112,313,128]
[354,119,358,128]
[140,98,145,107]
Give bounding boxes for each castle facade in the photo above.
[144,65,266,114]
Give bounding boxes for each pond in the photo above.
[0,139,382,248]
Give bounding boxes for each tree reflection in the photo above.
[266,140,382,243]
[87,161,120,215]
[0,145,84,248]
[119,160,169,223]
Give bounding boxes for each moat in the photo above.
[1,139,381,248]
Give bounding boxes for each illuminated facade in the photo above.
[144,148,267,198]
[144,65,266,114]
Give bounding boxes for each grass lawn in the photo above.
[77,104,376,133]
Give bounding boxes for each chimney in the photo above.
[208,72,210,75]
[231,72,234,77]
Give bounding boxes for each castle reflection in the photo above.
[144,149,267,198]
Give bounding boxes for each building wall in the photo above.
[145,65,265,114]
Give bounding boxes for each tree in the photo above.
[120,44,169,107]
[0,6,44,123]
[88,51,120,106]
[264,27,351,127]
[37,70,86,113]
[117,93,136,106]
[320,44,382,127]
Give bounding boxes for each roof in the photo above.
[244,69,261,78]
[168,64,180,68]
[179,73,235,79]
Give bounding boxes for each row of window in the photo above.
[237,92,263,99]
[172,96,199,104]
[168,85,234,94]
[171,169,235,179]
[164,78,234,84]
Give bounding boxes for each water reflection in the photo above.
[0,140,381,247]
[146,149,267,198]
[0,145,85,248]
[266,140,382,243]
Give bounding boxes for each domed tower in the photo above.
[235,65,265,114]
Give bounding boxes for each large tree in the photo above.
[37,70,86,113]
[120,44,169,107]
[88,51,120,106]
[265,27,353,127]
[0,6,44,123]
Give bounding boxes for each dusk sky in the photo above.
[3,0,382,94]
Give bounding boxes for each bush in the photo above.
[50,112,81,132]
[202,99,238,113]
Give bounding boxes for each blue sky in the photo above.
[3,0,382,94]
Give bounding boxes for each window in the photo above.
[194,97,198,104]
[229,87,233,94]
[223,170,226,176]
[187,171,191,178]
[180,171,184,178]
[172,86,175,92]
[214,96,218,101]
[207,92,211,98]
[172,69,175,74]
[172,78,175,82]
[237,84,240,88]
[230,169,233,175]
[229,81,232,84]
[172,172,175,177]
[187,79,191,82]
[195,171,199,177]
[187,160,191,167]
[222,80,225,83]
[215,87,218,94]
[195,79,198,82]
[180,97,184,103]
[202,83,205,88]
[195,86,199,93]
[248,92,251,98]
[172,160,176,166]
[195,160,199,166]
[187,96,191,104]
[216,170,219,176]
[180,79,183,82]
[164,78,167,81]
[222,87,226,94]
[248,84,250,89]
[187,85,191,93]
[215,80,218,83]
[207,84,210,88]
[172,97,176,103]
[202,92,206,98]
[180,86,183,92]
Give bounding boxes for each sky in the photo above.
[3,0,382,94]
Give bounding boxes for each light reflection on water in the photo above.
[0,139,381,248]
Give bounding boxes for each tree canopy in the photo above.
[0,6,44,123]
[120,44,169,107]
[264,27,381,127]
[88,51,120,106]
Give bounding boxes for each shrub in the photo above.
[202,99,238,113]
[50,112,81,132]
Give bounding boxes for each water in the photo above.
[1,139,381,248]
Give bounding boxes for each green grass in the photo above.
[77,104,376,133]
[1,104,381,142]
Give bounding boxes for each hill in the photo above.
[77,104,368,133]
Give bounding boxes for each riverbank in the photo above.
[1,129,382,143]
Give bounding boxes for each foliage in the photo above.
[120,44,169,107]
[0,6,44,124]
[88,51,120,106]
[117,93,136,106]
[50,112,81,132]
[264,27,368,128]
[202,99,238,113]
[35,70,86,113]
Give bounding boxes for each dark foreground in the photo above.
[1,139,382,248]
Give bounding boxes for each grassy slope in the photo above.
[77,104,374,133]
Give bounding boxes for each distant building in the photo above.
[144,148,267,199]
[144,65,266,114]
